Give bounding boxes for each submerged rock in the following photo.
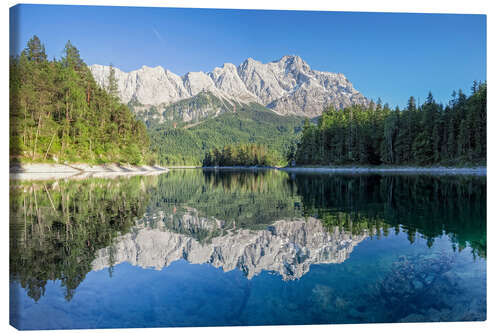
[311,284,335,308]
[374,253,486,323]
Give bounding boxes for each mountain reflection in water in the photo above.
[10,169,486,328]
[92,215,367,280]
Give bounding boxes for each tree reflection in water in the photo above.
[10,170,485,304]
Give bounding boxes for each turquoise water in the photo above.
[10,170,486,329]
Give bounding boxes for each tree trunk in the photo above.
[44,132,56,160]
[32,115,42,160]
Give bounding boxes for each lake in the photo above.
[9,169,486,329]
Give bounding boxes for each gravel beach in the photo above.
[10,163,169,181]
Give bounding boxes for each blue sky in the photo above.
[10,4,486,108]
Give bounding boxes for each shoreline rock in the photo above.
[9,163,168,181]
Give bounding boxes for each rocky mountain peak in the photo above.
[277,54,307,66]
[182,71,217,96]
[241,57,260,66]
[89,56,369,118]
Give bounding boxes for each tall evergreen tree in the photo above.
[107,64,119,98]
[22,35,47,63]
[62,40,85,71]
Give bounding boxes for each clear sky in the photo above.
[10,4,486,108]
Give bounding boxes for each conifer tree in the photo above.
[62,40,85,71]
[23,35,47,63]
[108,64,119,98]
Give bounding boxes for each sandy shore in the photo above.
[10,163,169,181]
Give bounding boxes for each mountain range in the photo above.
[90,55,369,120]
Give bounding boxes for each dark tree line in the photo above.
[202,143,280,166]
[10,35,155,165]
[292,83,486,166]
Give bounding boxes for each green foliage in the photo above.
[23,35,47,63]
[10,36,154,165]
[202,143,280,166]
[292,83,486,166]
[107,64,119,98]
[61,40,85,71]
[148,104,303,166]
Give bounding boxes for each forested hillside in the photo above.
[148,104,303,166]
[10,36,154,165]
[292,83,486,166]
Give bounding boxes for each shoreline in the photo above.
[10,163,169,181]
[166,165,199,169]
[279,166,486,176]
[202,165,486,176]
[12,163,486,179]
